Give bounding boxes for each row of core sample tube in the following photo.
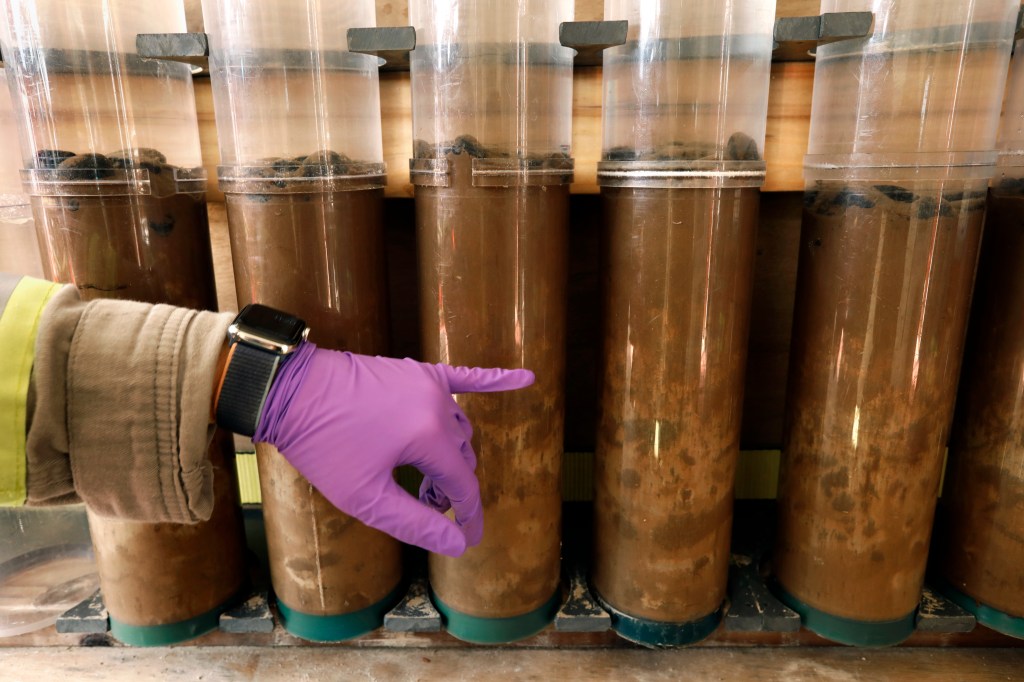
[0,0,1023,648]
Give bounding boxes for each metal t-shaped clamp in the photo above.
[772,12,874,62]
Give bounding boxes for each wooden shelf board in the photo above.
[3,643,1024,681]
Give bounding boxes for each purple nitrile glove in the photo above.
[253,342,535,557]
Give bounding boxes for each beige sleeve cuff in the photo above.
[27,289,233,523]
[25,285,85,506]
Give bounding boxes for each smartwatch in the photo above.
[215,303,309,437]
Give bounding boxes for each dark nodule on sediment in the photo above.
[235,149,360,181]
[805,183,986,220]
[148,214,176,235]
[600,132,761,164]
[34,149,76,169]
[726,132,760,162]
[34,147,182,183]
[300,150,352,177]
[412,134,569,162]
[916,197,954,220]
[56,153,115,181]
[448,134,489,159]
[994,177,1024,195]
[109,147,167,175]
[829,189,876,210]
[874,185,915,204]
[942,190,986,203]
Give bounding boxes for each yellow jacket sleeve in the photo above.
[0,274,63,505]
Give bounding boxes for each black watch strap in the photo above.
[215,343,282,437]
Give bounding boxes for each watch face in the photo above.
[236,304,307,346]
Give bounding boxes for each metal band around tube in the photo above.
[933,577,1024,640]
[594,589,723,648]
[803,152,999,183]
[410,157,575,188]
[769,579,916,647]
[110,607,222,647]
[21,167,208,197]
[109,586,248,647]
[274,582,405,642]
[597,162,767,189]
[431,589,561,644]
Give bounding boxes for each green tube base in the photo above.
[594,591,722,648]
[432,590,560,643]
[109,602,226,647]
[276,582,404,642]
[771,580,915,647]
[935,578,1024,640]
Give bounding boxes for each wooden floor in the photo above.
[1,646,1023,681]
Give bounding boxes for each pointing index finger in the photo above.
[439,365,536,393]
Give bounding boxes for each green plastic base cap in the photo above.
[771,580,915,647]
[594,591,722,648]
[432,590,560,644]
[934,578,1024,640]
[109,602,225,647]
[276,582,404,642]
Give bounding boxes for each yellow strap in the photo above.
[0,278,62,506]
[234,452,262,505]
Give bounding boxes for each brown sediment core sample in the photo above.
[88,431,245,625]
[225,153,400,617]
[255,445,402,614]
[30,148,246,628]
[30,150,216,309]
[592,185,759,623]
[224,155,388,350]
[415,138,568,618]
[775,179,987,622]
[937,181,1024,616]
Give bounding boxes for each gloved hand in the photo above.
[253,342,535,557]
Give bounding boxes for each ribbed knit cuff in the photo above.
[67,299,233,522]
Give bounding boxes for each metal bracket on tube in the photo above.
[218,591,275,634]
[772,12,874,62]
[136,32,210,72]
[559,20,628,67]
[137,28,417,73]
[55,589,110,635]
[347,26,417,72]
[383,578,443,632]
[554,567,612,632]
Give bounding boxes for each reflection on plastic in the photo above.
[0,506,97,638]
[205,0,400,635]
[410,0,575,159]
[417,149,569,625]
[776,178,988,623]
[593,186,759,625]
[2,0,246,641]
[938,183,1024,624]
[601,0,775,164]
[202,0,384,168]
[807,0,1018,163]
